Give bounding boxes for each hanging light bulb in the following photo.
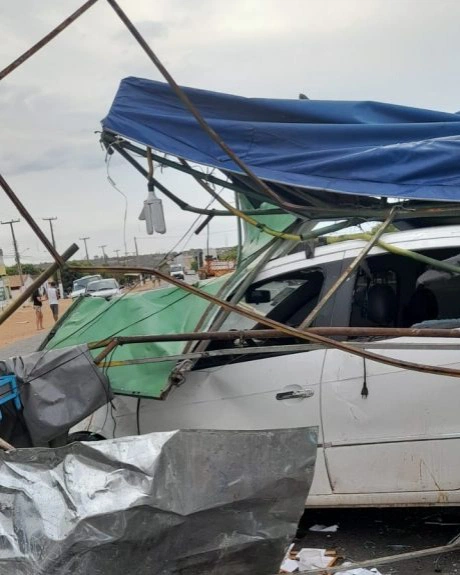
[139,181,166,234]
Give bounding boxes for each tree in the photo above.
[218,246,238,261]
[6,263,43,276]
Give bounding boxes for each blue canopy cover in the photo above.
[103,77,460,203]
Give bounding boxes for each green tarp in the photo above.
[44,202,298,399]
[44,277,229,398]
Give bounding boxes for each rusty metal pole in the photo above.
[0,175,64,265]
[105,0,305,212]
[0,0,99,81]
[300,207,397,328]
[87,327,460,349]
[0,244,78,327]
[68,263,460,379]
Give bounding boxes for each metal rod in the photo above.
[0,244,79,326]
[300,207,397,328]
[105,0,307,212]
[87,326,460,349]
[0,0,99,81]
[110,139,460,222]
[297,540,460,575]
[111,144,282,216]
[96,340,460,368]
[0,174,63,265]
[68,263,460,378]
[194,214,214,235]
[93,338,118,364]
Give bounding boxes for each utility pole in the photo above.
[79,236,90,261]
[98,245,107,264]
[43,217,63,297]
[1,219,23,287]
[134,237,143,284]
[114,249,121,263]
[134,237,140,265]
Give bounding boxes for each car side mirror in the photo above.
[245,289,271,304]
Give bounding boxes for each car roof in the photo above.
[87,278,117,286]
[259,224,460,280]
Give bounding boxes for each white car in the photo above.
[70,275,102,298]
[85,278,121,298]
[169,264,185,280]
[74,224,460,507]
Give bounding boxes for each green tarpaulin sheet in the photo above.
[44,277,229,398]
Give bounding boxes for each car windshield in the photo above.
[170,265,182,272]
[86,279,117,292]
[73,276,100,291]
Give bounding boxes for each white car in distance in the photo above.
[85,278,121,299]
[70,275,102,298]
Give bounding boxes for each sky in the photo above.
[1,0,460,265]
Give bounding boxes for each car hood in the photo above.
[87,289,120,298]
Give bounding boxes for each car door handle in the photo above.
[276,389,314,400]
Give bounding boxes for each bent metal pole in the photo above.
[0,244,79,327]
[69,263,460,379]
[0,0,99,82]
[106,0,305,213]
[0,174,64,265]
[300,207,397,328]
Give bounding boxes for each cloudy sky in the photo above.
[1,0,460,265]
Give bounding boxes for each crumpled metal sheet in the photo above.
[0,345,112,445]
[0,427,317,575]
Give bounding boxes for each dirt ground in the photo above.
[0,275,183,349]
[0,299,73,347]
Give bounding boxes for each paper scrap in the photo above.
[297,548,330,569]
[336,568,382,575]
[309,524,339,533]
[280,558,299,572]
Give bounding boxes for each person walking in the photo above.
[47,281,59,323]
[31,289,44,330]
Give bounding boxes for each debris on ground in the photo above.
[310,524,340,533]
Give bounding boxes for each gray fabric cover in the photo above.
[0,345,112,445]
[0,427,317,575]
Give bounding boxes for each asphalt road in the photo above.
[1,305,460,575]
[0,332,48,358]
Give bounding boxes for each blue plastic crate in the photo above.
[0,375,22,421]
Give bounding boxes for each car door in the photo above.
[321,245,460,498]
[130,257,344,497]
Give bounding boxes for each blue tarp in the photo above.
[103,77,460,202]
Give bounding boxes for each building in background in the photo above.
[5,274,34,299]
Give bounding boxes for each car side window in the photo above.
[350,267,399,328]
[349,246,460,331]
[219,269,324,332]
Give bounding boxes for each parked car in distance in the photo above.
[70,275,102,298]
[85,278,120,298]
[169,264,185,280]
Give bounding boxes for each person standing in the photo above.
[31,289,44,330]
[47,281,59,323]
